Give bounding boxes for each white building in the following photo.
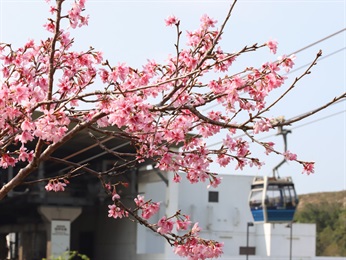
[137,170,317,259]
[3,164,343,260]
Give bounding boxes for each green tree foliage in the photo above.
[294,200,346,256]
[42,251,90,260]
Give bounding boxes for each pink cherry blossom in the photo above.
[165,15,179,26]
[200,14,217,29]
[134,195,161,219]
[173,173,182,183]
[112,192,120,201]
[134,195,145,207]
[49,5,56,14]
[18,146,34,162]
[21,119,35,132]
[174,244,189,257]
[191,222,201,234]
[43,21,55,32]
[141,202,160,219]
[284,150,297,161]
[267,39,278,54]
[45,180,67,192]
[157,216,174,234]
[302,162,315,175]
[108,204,128,219]
[264,142,275,155]
[15,131,35,144]
[208,176,222,188]
[68,1,86,29]
[253,118,272,134]
[176,215,191,231]
[110,63,129,82]
[216,154,231,167]
[279,54,296,72]
[173,222,223,259]
[0,154,17,169]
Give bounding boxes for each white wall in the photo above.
[136,177,167,255]
[255,223,316,257]
[175,174,255,256]
[136,173,318,259]
[178,175,253,227]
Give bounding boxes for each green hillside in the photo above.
[294,190,346,256]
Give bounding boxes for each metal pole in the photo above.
[289,222,293,260]
[272,126,291,178]
[246,222,253,260]
[246,224,249,260]
[286,222,293,260]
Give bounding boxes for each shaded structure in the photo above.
[0,128,141,259]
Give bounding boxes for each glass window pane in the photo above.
[249,190,263,207]
[267,185,283,207]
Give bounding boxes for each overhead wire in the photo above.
[207,106,346,148]
[287,28,346,56]
[202,28,346,112]
[258,109,346,142]
[204,26,346,149]
[286,47,346,75]
[206,48,346,149]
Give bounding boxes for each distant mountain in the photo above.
[294,190,346,256]
[297,190,346,210]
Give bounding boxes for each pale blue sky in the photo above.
[0,0,345,195]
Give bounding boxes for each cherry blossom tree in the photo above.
[0,0,345,259]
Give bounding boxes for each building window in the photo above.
[208,191,219,203]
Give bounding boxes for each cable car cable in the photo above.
[283,47,346,76]
[206,107,345,148]
[202,29,345,112]
[286,28,346,57]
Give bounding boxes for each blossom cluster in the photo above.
[134,195,161,219]
[174,223,223,259]
[0,0,320,258]
[105,182,130,219]
[0,0,102,169]
[45,178,69,192]
[108,204,128,219]
[133,195,222,259]
[0,0,314,183]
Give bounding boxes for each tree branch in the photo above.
[0,112,106,200]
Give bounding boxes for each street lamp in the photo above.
[286,221,293,260]
[246,222,254,260]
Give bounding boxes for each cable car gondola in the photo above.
[248,126,299,223]
[249,176,299,223]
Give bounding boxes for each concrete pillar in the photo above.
[38,206,82,259]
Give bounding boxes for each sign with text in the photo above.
[51,220,70,257]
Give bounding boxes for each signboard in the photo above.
[51,220,70,257]
[239,246,256,255]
